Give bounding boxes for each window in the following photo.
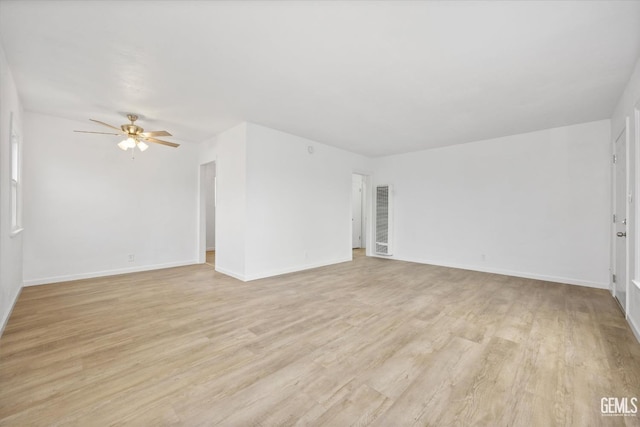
[10,112,22,235]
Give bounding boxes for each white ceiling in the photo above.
[1,1,639,157]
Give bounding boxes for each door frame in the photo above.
[351,171,372,256]
[351,174,365,249]
[198,160,216,264]
[635,101,640,296]
[612,118,630,316]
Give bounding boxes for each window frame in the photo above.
[9,112,22,237]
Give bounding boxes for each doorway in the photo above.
[613,122,628,313]
[199,161,216,266]
[352,173,367,251]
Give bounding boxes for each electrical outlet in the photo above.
[128,254,135,262]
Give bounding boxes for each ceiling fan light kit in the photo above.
[117,136,149,152]
[136,141,149,152]
[74,113,179,153]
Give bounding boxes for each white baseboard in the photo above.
[0,286,22,338]
[629,314,640,344]
[371,255,608,289]
[214,265,246,281]
[206,247,215,251]
[244,257,352,281]
[215,257,352,282]
[629,281,640,344]
[22,260,198,287]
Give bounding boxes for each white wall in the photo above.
[372,120,611,288]
[205,162,216,250]
[198,122,370,281]
[0,43,24,334]
[244,123,369,280]
[611,56,640,340]
[22,112,200,285]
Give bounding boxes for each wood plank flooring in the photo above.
[206,250,215,266]
[1,250,639,426]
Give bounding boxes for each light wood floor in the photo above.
[206,250,215,266]
[1,250,639,426]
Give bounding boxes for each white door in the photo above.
[352,175,363,248]
[614,126,628,312]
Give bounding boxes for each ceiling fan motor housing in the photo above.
[123,114,143,135]
[122,124,144,135]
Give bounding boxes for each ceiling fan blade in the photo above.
[140,130,172,137]
[143,137,180,148]
[89,119,125,133]
[74,130,122,135]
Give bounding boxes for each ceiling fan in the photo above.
[74,114,179,152]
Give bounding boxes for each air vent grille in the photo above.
[375,185,393,256]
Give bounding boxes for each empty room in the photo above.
[1,1,640,425]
